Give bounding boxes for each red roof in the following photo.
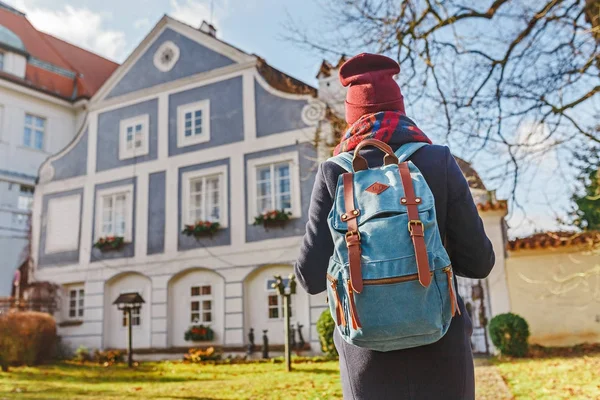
[0,7,118,100]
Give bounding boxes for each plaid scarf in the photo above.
[333,111,431,155]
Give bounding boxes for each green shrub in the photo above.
[489,313,530,357]
[316,310,338,358]
[74,346,91,363]
[0,311,57,371]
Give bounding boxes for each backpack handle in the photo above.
[352,139,399,171]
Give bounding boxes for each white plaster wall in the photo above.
[243,265,310,345]
[0,86,77,177]
[104,273,152,349]
[167,268,224,347]
[481,212,510,316]
[506,248,600,346]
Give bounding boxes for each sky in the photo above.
[3,0,575,237]
[5,0,326,85]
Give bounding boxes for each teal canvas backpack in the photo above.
[326,139,461,352]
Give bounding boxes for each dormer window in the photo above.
[153,41,180,72]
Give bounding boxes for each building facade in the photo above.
[31,16,512,353]
[0,2,117,295]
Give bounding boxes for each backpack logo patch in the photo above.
[365,182,389,195]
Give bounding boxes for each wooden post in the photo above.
[283,294,291,372]
[127,308,133,368]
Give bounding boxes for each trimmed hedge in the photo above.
[489,312,530,357]
[0,311,57,371]
[316,310,338,357]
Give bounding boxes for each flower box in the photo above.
[94,236,125,252]
[184,325,215,342]
[253,210,293,229]
[182,221,221,239]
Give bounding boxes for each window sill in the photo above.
[18,145,48,155]
[177,134,211,148]
[58,320,84,327]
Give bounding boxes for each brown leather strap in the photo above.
[347,280,362,330]
[398,162,431,287]
[352,139,399,171]
[343,173,363,293]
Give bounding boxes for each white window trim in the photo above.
[23,112,46,151]
[189,283,214,326]
[119,114,150,160]
[45,194,81,254]
[153,40,180,72]
[177,100,211,148]
[64,285,84,321]
[181,165,228,229]
[247,151,301,225]
[94,185,134,242]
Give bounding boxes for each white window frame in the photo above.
[23,113,46,151]
[119,114,149,160]
[247,151,301,224]
[65,285,85,320]
[177,100,211,148]
[45,194,81,254]
[189,283,213,325]
[265,278,295,320]
[181,165,228,229]
[94,185,134,242]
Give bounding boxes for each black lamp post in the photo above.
[113,292,145,368]
[272,274,296,372]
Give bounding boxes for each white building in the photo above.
[30,15,511,354]
[0,2,117,295]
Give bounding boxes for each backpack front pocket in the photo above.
[348,270,443,342]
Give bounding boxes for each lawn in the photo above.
[0,354,598,400]
[495,353,600,400]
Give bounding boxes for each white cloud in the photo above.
[169,0,217,28]
[11,0,126,61]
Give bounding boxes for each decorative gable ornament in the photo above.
[153,41,180,72]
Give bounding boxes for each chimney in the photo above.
[199,20,217,37]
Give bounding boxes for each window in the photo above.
[14,185,33,226]
[67,288,84,319]
[122,308,141,327]
[95,185,133,241]
[23,114,45,150]
[182,165,228,228]
[247,152,301,224]
[153,41,180,72]
[119,115,149,160]
[190,285,212,324]
[177,100,210,147]
[45,194,81,253]
[266,279,293,320]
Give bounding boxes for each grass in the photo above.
[1,354,599,399]
[495,352,600,400]
[0,361,342,400]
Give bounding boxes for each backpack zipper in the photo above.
[326,274,346,327]
[363,271,433,286]
[443,266,461,317]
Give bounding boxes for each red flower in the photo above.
[199,328,207,335]
[107,236,115,242]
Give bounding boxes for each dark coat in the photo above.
[295,123,495,400]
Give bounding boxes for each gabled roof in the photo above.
[0,6,118,101]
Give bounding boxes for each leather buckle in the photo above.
[408,220,424,236]
[345,230,361,245]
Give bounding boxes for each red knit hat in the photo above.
[339,53,406,124]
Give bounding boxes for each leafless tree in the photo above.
[288,0,599,208]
